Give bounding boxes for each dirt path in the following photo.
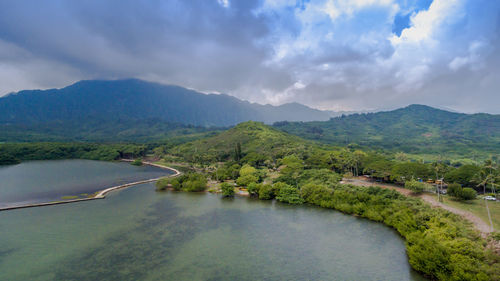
[342,177,492,235]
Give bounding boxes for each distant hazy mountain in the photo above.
[0,79,330,127]
[274,104,500,156]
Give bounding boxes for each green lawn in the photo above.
[437,195,500,231]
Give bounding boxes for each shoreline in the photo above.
[342,177,493,235]
[0,160,180,212]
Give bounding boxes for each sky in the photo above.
[0,0,499,113]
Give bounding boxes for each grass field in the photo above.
[435,195,500,231]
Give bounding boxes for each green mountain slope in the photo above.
[171,121,315,163]
[0,119,218,143]
[274,104,500,156]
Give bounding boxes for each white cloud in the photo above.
[323,0,396,21]
[391,0,463,45]
[217,0,229,8]
[449,40,489,71]
[1,0,500,113]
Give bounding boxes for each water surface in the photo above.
[0,159,169,207]
[0,160,425,280]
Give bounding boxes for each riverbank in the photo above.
[341,177,493,235]
[0,160,180,212]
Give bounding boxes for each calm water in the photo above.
[0,159,170,208]
[0,160,425,280]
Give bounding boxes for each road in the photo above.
[342,177,492,235]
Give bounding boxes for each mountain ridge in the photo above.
[274,104,500,156]
[0,79,331,127]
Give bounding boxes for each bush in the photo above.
[258,184,274,200]
[405,179,427,194]
[182,178,207,192]
[170,178,182,191]
[447,183,462,197]
[275,182,304,204]
[0,153,20,165]
[131,159,143,166]
[155,178,170,191]
[460,188,477,200]
[247,182,261,197]
[448,183,477,201]
[236,174,258,186]
[166,173,207,192]
[296,183,495,280]
[221,182,234,197]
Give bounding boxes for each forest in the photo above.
[2,121,500,280]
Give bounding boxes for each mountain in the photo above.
[171,121,315,162]
[0,79,330,127]
[274,104,500,156]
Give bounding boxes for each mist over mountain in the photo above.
[0,79,330,127]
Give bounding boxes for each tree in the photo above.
[279,155,304,186]
[459,188,477,200]
[445,165,481,187]
[234,142,242,162]
[155,178,170,191]
[169,173,207,192]
[258,184,274,200]
[298,169,341,186]
[448,183,477,201]
[391,162,433,183]
[236,164,259,186]
[447,183,462,198]
[0,153,20,165]
[405,179,427,194]
[239,164,257,177]
[275,182,304,204]
[220,182,234,197]
[242,152,269,167]
[247,182,261,197]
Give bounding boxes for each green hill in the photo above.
[170,121,315,163]
[274,104,500,157]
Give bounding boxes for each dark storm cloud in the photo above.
[0,0,499,113]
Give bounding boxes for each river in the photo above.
[0,160,425,280]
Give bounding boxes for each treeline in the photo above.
[155,153,499,280]
[173,136,499,194]
[273,104,500,157]
[154,121,500,279]
[0,142,149,165]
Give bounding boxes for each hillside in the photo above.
[0,79,330,127]
[274,104,500,156]
[170,121,315,163]
[0,119,219,143]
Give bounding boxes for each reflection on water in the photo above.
[0,162,426,281]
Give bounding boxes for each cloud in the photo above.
[0,0,499,113]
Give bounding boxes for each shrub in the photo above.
[295,183,495,280]
[247,182,261,196]
[236,174,258,186]
[221,182,234,197]
[170,178,182,191]
[275,182,304,204]
[447,183,462,197]
[182,178,207,192]
[448,183,477,201]
[131,159,143,166]
[155,178,170,191]
[460,188,477,200]
[258,184,274,200]
[405,179,427,194]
